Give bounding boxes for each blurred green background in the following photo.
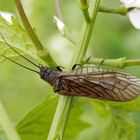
[0,0,140,139]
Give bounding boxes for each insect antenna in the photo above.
[0,53,39,74]
[1,35,40,69]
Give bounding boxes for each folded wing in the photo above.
[58,67,140,101]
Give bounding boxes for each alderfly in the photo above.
[1,37,140,102]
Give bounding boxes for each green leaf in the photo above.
[74,100,136,140]
[76,101,111,140]
[0,16,38,63]
[92,101,136,140]
[16,95,58,140]
[106,97,140,112]
[100,110,136,140]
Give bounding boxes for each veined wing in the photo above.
[58,67,140,101]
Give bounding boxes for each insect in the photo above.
[1,38,140,102]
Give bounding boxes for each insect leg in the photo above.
[72,64,82,70]
[97,58,106,69]
[56,66,65,71]
[72,56,91,70]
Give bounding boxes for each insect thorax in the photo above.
[40,67,59,85]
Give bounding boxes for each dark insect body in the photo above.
[1,37,140,102]
[40,66,140,102]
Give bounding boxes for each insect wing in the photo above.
[58,67,140,101]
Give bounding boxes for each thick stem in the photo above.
[0,101,21,140]
[47,97,73,140]
[47,0,100,140]
[82,9,91,23]
[71,0,100,64]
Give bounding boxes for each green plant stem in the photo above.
[72,0,100,64]
[15,0,43,51]
[0,101,21,140]
[47,0,100,140]
[79,0,90,23]
[47,97,73,140]
[125,59,140,66]
[87,57,140,68]
[99,6,128,15]
[15,0,56,68]
[82,9,91,23]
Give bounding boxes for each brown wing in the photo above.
[56,68,140,102]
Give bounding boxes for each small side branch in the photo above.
[99,6,128,15]
[87,57,140,68]
[79,0,91,23]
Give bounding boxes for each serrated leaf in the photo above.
[75,100,136,140]
[100,111,136,140]
[16,95,58,140]
[92,101,136,140]
[0,16,38,63]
